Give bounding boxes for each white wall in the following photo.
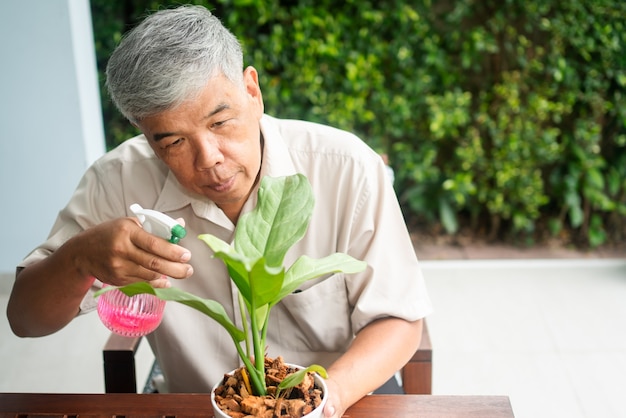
[0,0,105,273]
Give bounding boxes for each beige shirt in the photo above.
[19,115,432,392]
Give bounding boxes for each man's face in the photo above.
[136,67,264,222]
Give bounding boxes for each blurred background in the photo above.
[91,0,626,252]
[1,1,625,417]
[1,0,623,274]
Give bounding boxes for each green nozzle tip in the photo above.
[169,224,187,244]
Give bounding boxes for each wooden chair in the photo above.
[103,320,432,394]
[402,320,432,394]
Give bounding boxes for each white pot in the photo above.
[211,364,328,418]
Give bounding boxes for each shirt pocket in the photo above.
[271,274,353,353]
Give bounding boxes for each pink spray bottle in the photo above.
[97,204,187,337]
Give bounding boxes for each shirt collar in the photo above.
[259,114,297,178]
[153,170,195,212]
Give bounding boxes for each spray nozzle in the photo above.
[130,204,187,243]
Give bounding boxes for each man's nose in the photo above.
[193,136,224,169]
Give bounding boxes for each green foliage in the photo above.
[90,0,626,248]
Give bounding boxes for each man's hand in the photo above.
[322,378,346,418]
[74,217,193,288]
[7,216,193,337]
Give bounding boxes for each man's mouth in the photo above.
[210,175,236,192]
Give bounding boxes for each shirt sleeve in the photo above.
[345,152,433,333]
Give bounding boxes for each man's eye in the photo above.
[212,120,227,128]
[163,138,184,149]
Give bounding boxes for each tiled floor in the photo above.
[2,258,626,417]
[422,259,626,418]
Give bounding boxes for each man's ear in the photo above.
[243,66,264,115]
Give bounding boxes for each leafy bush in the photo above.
[90,0,626,248]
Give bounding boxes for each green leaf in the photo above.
[95,283,246,342]
[276,364,328,398]
[198,234,253,302]
[565,190,583,227]
[278,253,367,301]
[588,214,607,248]
[253,303,269,332]
[235,174,314,267]
[439,196,458,234]
[249,257,284,308]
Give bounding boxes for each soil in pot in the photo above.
[212,356,325,418]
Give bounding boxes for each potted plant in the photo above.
[96,174,366,418]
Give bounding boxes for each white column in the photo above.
[0,0,105,273]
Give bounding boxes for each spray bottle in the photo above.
[97,204,187,337]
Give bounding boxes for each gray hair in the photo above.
[105,5,244,122]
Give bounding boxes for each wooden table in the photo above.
[0,393,514,417]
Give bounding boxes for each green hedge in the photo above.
[90,0,626,248]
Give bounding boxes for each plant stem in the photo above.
[249,301,266,396]
[233,336,266,396]
[238,293,251,358]
[261,308,271,359]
